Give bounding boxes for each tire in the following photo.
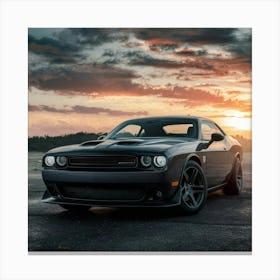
[58,204,91,212]
[223,157,243,195]
[178,160,208,215]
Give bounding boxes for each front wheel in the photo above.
[178,160,208,215]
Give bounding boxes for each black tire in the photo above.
[178,160,208,215]
[223,157,243,195]
[58,204,91,212]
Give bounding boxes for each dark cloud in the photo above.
[174,57,251,78]
[149,43,179,52]
[28,104,148,117]
[102,49,116,57]
[184,59,214,70]
[69,28,128,46]
[102,50,120,65]
[28,28,128,65]
[29,63,139,93]
[129,28,238,44]
[103,58,121,65]
[28,34,84,64]
[124,50,185,68]
[227,43,251,61]
[127,28,251,60]
[176,49,208,57]
[123,49,249,74]
[226,29,252,60]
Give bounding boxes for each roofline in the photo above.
[122,115,213,122]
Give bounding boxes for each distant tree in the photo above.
[28,132,103,152]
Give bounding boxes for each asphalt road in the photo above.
[28,152,252,252]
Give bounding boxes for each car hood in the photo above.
[47,138,197,155]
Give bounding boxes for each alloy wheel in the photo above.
[181,165,206,209]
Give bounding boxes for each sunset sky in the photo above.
[28,28,251,137]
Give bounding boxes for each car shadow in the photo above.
[54,206,181,221]
[40,189,250,223]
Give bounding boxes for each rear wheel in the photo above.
[178,160,207,214]
[223,157,243,195]
[58,204,91,212]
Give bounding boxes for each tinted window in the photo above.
[109,118,198,139]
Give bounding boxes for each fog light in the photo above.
[140,155,152,167]
[56,156,67,167]
[156,191,162,198]
[44,156,55,167]
[153,156,167,168]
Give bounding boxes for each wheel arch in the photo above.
[177,153,202,185]
[227,151,242,183]
[179,153,203,179]
[234,151,242,162]
[185,153,201,166]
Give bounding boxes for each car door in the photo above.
[200,121,229,187]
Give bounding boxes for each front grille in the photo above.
[68,155,137,168]
[56,182,145,201]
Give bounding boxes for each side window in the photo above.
[114,124,142,138]
[201,123,212,141]
[201,122,224,141]
[163,124,193,135]
[213,123,225,135]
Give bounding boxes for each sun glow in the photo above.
[222,117,251,131]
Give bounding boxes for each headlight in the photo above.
[140,155,152,167]
[56,156,67,167]
[153,156,167,168]
[44,156,55,167]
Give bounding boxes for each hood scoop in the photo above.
[80,140,103,146]
[115,139,143,145]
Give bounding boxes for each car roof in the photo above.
[124,115,213,123]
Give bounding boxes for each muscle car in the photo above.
[41,116,243,214]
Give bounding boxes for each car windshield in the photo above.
[108,118,198,139]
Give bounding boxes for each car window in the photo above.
[114,124,142,138]
[109,118,198,139]
[163,124,193,135]
[201,122,223,141]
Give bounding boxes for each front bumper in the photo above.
[41,168,182,207]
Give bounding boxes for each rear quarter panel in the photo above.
[225,135,243,180]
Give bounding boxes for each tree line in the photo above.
[28,132,101,152]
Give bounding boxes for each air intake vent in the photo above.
[115,139,143,145]
[116,141,140,145]
[56,183,145,201]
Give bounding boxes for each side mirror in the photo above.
[97,133,108,140]
[196,133,224,151]
[211,133,224,142]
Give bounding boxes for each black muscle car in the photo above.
[41,116,243,214]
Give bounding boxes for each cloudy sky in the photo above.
[28,28,251,137]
